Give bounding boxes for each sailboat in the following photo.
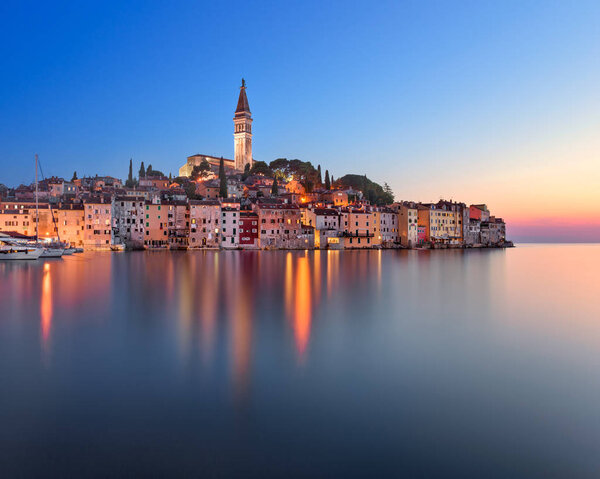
[0,233,44,260]
[34,154,64,258]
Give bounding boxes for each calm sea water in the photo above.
[1,245,599,477]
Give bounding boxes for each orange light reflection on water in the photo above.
[294,257,312,360]
[40,262,52,358]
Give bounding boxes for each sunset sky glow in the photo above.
[0,0,598,242]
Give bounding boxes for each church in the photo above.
[179,79,254,177]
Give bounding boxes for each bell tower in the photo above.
[234,78,253,171]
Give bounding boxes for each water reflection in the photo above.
[2,247,600,476]
[293,256,312,360]
[40,262,52,361]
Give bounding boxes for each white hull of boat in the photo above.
[0,247,44,260]
[41,248,64,258]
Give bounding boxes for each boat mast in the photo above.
[35,154,39,242]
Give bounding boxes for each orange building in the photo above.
[144,202,169,248]
[340,208,381,248]
[57,204,85,247]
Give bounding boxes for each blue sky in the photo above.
[1,0,599,240]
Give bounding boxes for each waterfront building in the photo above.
[417,203,461,245]
[143,202,168,248]
[165,201,189,249]
[340,208,380,248]
[83,196,113,249]
[379,208,398,246]
[112,197,145,248]
[57,203,85,247]
[239,211,259,248]
[255,201,303,248]
[188,200,220,248]
[303,207,341,248]
[489,217,506,245]
[398,202,418,248]
[220,205,240,248]
[467,218,481,245]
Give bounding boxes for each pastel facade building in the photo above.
[188,200,220,248]
[398,203,418,248]
[379,209,398,246]
[165,201,189,249]
[83,197,113,249]
[340,208,381,248]
[143,202,169,248]
[303,208,341,248]
[57,204,85,247]
[469,204,490,222]
[220,206,240,248]
[112,197,145,248]
[255,202,303,248]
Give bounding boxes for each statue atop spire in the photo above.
[235,78,251,114]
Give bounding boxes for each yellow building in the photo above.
[57,204,85,247]
[340,208,381,248]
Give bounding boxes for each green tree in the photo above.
[183,181,198,199]
[218,157,227,198]
[168,172,172,181]
[383,182,394,202]
[324,170,331,190]
[271,177,279,196]
[71,171,78,182]
[125,159,134,187]
[191,160,211,180]
[250,161,273,177]
[317,165,322,185]
[146,164,153,176]
[139,161,146,179]
[241,163,251,181]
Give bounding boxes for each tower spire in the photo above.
[234,79,253,171]
[235,79,251,114]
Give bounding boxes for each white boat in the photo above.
[63,248,76,255]
[40,247,64,258]
[0,241,44,260]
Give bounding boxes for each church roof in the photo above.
[235,79,251,114]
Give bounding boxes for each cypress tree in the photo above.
[139,161,146,179]
[127,159,133,184]
[271,177,279,196]
[219,157,227,198]
[317,165,322,185]
[324,170,331,190]
[147,164,153,175]
[71,171,78,182]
